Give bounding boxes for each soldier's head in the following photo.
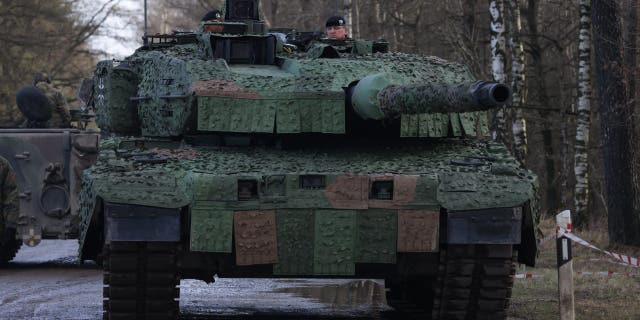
[33,71,51,86]
[326,16,348,40]
[202,9,223,22]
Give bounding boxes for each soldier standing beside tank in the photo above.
[325,16,349,40]
[0,158,20,265]
[32,72,72,128]
[0,162,18,232]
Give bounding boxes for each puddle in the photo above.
[275,279,388,308]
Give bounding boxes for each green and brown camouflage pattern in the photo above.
[0,159,19,228]
[6,4,536,276]
[94,41,494,138]
[78,136,537,275]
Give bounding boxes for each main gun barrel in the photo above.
[349,73,511,121]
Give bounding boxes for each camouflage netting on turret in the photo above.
[121,45,491,137]
[94,61,140,134]
[137,52,193,136]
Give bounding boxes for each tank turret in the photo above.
[349,73,511,120]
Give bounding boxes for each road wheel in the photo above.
[103,242,180,320]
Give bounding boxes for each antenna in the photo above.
[144,0,148,44]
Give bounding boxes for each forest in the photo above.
[1,0,639,244]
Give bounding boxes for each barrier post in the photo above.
[556,210,575,320]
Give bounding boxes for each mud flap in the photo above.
[104,203,180,242]
[447,207,522,244]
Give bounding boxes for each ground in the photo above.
[1,218,639,319]
[0,240,389,320]
[507,217,640,320]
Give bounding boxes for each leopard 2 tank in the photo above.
[10,1,540,319]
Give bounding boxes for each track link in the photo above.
[103,242,180,320]
[386,245,515,320]
[433,244,515,320]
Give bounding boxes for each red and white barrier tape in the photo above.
[557,228,640,268]
[576,270,638,277]
[514,271,638,279]
[514,273,544,279]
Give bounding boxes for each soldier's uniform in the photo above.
[0,159,18,228]
[35,81,71,128]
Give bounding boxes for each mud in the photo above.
[0,240,391,320]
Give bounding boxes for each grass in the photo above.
[507,217,640,319]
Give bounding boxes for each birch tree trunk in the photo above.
[592,0,640,245]
[490,0,507,141]
[507,0,527,164]
[573,0,592,227]
[343,0,352,38]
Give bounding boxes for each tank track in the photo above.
[432,244,515,320]
[103,242,180,320]
[387,244,515,320]
[385,276,435,319]
[0,227,21,265]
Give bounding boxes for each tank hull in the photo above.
[81,138,536,319]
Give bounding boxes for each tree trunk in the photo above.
[573,0,592,227]
[490,0,507,141]
[592,0,640,245]
[623,0,640,234]
[525,0,560,213]
[508,0,527,164]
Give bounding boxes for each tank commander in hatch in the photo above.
[325,16,349,40]
[32,72,72,128]
[201,9,224,33]
[202,9,223,22]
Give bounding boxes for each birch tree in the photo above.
[573,0,592,227]
[490,0,507,141]
[592,0,640,244]
[507,0,527,164]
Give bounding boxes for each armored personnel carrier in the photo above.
[0,0,539,319]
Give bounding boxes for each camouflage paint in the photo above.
[274,209,315,275]
[314,210,356,275]
[190,206,233,252]
[356,209,397,263]
[78,136,538,271]
[234,210,278,266]
[64,26,541,275]
[397,210,439,252]
[94,61,139,134]
[97,38,494,138]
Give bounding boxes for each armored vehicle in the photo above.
[0,78,100,266]
[0,0,539,319]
